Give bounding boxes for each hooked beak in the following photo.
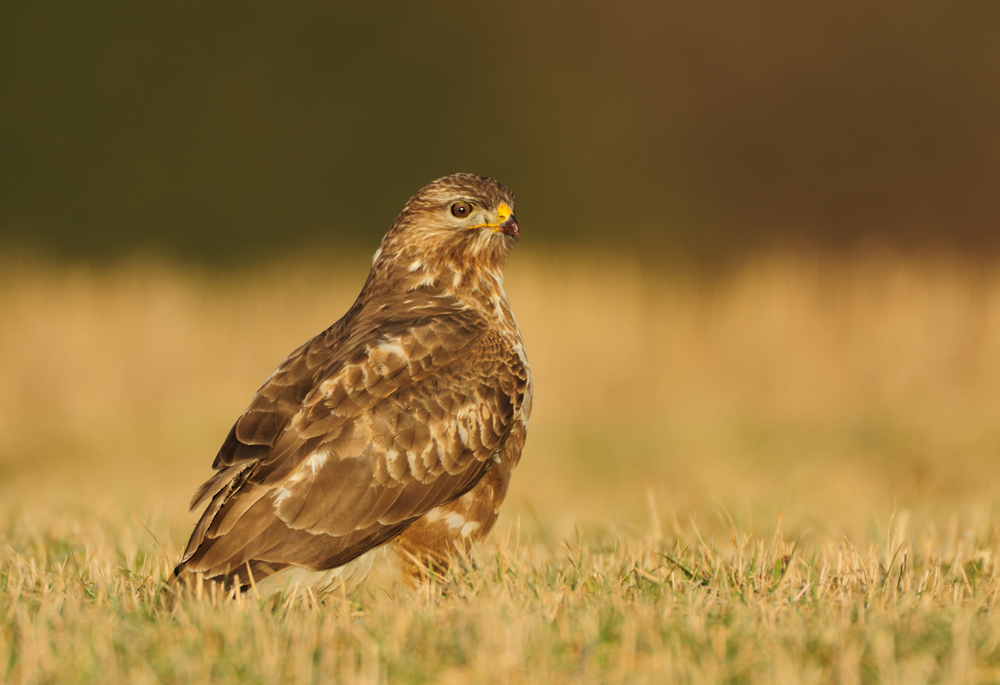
[494,202,519,238]
[497,215,519,238]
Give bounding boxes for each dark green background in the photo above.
[2,2,998,263]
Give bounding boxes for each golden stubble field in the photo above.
[2,248,1000,683]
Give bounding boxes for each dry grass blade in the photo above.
[2,249,1000,682]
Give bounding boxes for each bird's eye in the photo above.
[450,202,473,218]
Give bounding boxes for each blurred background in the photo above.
[2,1,998,262]
[2,2,999,553]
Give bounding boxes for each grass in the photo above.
[2,248,1000,682]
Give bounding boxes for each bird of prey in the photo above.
[171,174,532,597]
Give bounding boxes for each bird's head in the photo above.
[377,174,520,273]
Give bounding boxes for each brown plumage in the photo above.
[172,174,532,597]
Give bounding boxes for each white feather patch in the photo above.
[305,450,328,474]
[273,487,292,508]
[444,512,466,529]
[253,545,402,598]
[370,340,405,376]
[374,340,405,358]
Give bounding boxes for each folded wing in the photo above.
[177,307,527,587]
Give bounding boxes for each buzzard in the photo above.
[171,174,532,597]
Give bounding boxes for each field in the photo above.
[2,249,1000,683]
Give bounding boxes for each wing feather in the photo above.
[178,306,527,587]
